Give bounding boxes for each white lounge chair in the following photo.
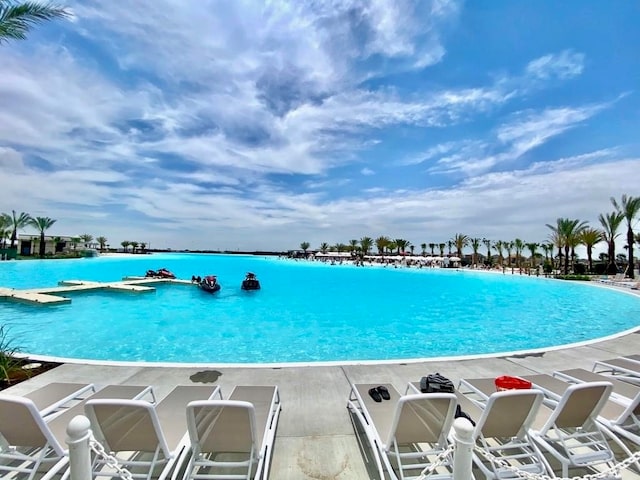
[593,357,640,384]
[85,385,221,480]
[453,378,552,479]
[520,374,636,477]
[2,382,96,417]
[553,368,640,447]
[554,367,640,406]
[180,385,281,480]
[348,382,457,480]
[0,384,153,480]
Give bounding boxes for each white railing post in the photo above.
[66,415,92,480]
[452,417,475,480]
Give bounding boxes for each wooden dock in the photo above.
[0,278,192,305]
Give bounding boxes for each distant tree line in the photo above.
[299,194,640,279]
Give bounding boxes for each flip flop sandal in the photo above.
[377,385,391,400]
[368,387,383,402]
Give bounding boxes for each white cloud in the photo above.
[401,140,475,166]
[2,148,637,253]
[526,50,585,80]
[0,147,27,171]
[428,103,610,175]
[496,105,603,156]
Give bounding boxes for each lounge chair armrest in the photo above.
[133,385,157,403]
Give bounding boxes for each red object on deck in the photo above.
[495,375,532,391]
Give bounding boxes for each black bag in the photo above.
[455,405,475,426]
[420,373,455,394]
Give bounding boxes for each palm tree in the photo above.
[394,238,409,254]
[0,214,11,248]
[27,216,56,258]
[375,236,389,255]
[121,240,130,253]
[525,242,539,268]
[599,211,624,275]
[8,210,31,248]
[482,238,492,266]
[452,233,468,258]
[0,1,70,43]
[360,237,373,255]
[79,233,93,248]
[386,240,397,254]
[96,236,108,252]
[579,228,603,273]
[514,238,525,268]
[447,240,453,255]
[546,243,555,260]
[541,243,550,263]
[548,232,562,270]
[333,243,347,253]
[470,237,481,266]
[493,240,504,266]
[438,243,446,257]
[348,239,359,254]
[139,242,146,253]
[611,195,640,279]
[546,218,588,275]
[300,242,310,255]
[130,241,139,253]
[504,241,514,267]
[420,243,427,256]
[428,243,435,255]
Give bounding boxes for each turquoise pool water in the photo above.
[0,253,639,364]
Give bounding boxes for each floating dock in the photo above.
[0,278,191,306]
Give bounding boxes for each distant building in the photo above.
[15,234,94,256]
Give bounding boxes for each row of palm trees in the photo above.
[0,211,57,258]
[299,194,640,279]
[0,210,145,257]
[120,240,147,254]
[63,234,150,254]
[545,195,640,277]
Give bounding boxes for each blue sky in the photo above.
[1,0,638,252]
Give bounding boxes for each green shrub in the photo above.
[0,325,26,385]
[553,274,591,281]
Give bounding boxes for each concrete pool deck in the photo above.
[5,326,640,479]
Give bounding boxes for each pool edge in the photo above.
[20,322,640,369]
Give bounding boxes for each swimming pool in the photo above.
[1,253,639,364]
